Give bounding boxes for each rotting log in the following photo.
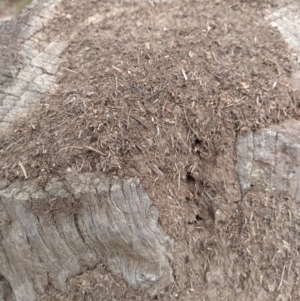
[0,174,174,300]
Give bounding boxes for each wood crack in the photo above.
[0,173,173,300]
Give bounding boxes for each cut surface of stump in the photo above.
[0,174,174,301]
[0,0,67,133]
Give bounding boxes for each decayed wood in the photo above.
[0,0,67,133]
[0,173,174,301]
[236,119,300,200]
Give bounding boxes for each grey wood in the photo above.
[0,174,174,301]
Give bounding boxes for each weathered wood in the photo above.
[265,2,300,91]
[0,174,174,301]
[0,0,67,133]
[236,119,300,200]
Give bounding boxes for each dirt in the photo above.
[1,0,300,300]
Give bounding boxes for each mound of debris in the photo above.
[1,0,300,300]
